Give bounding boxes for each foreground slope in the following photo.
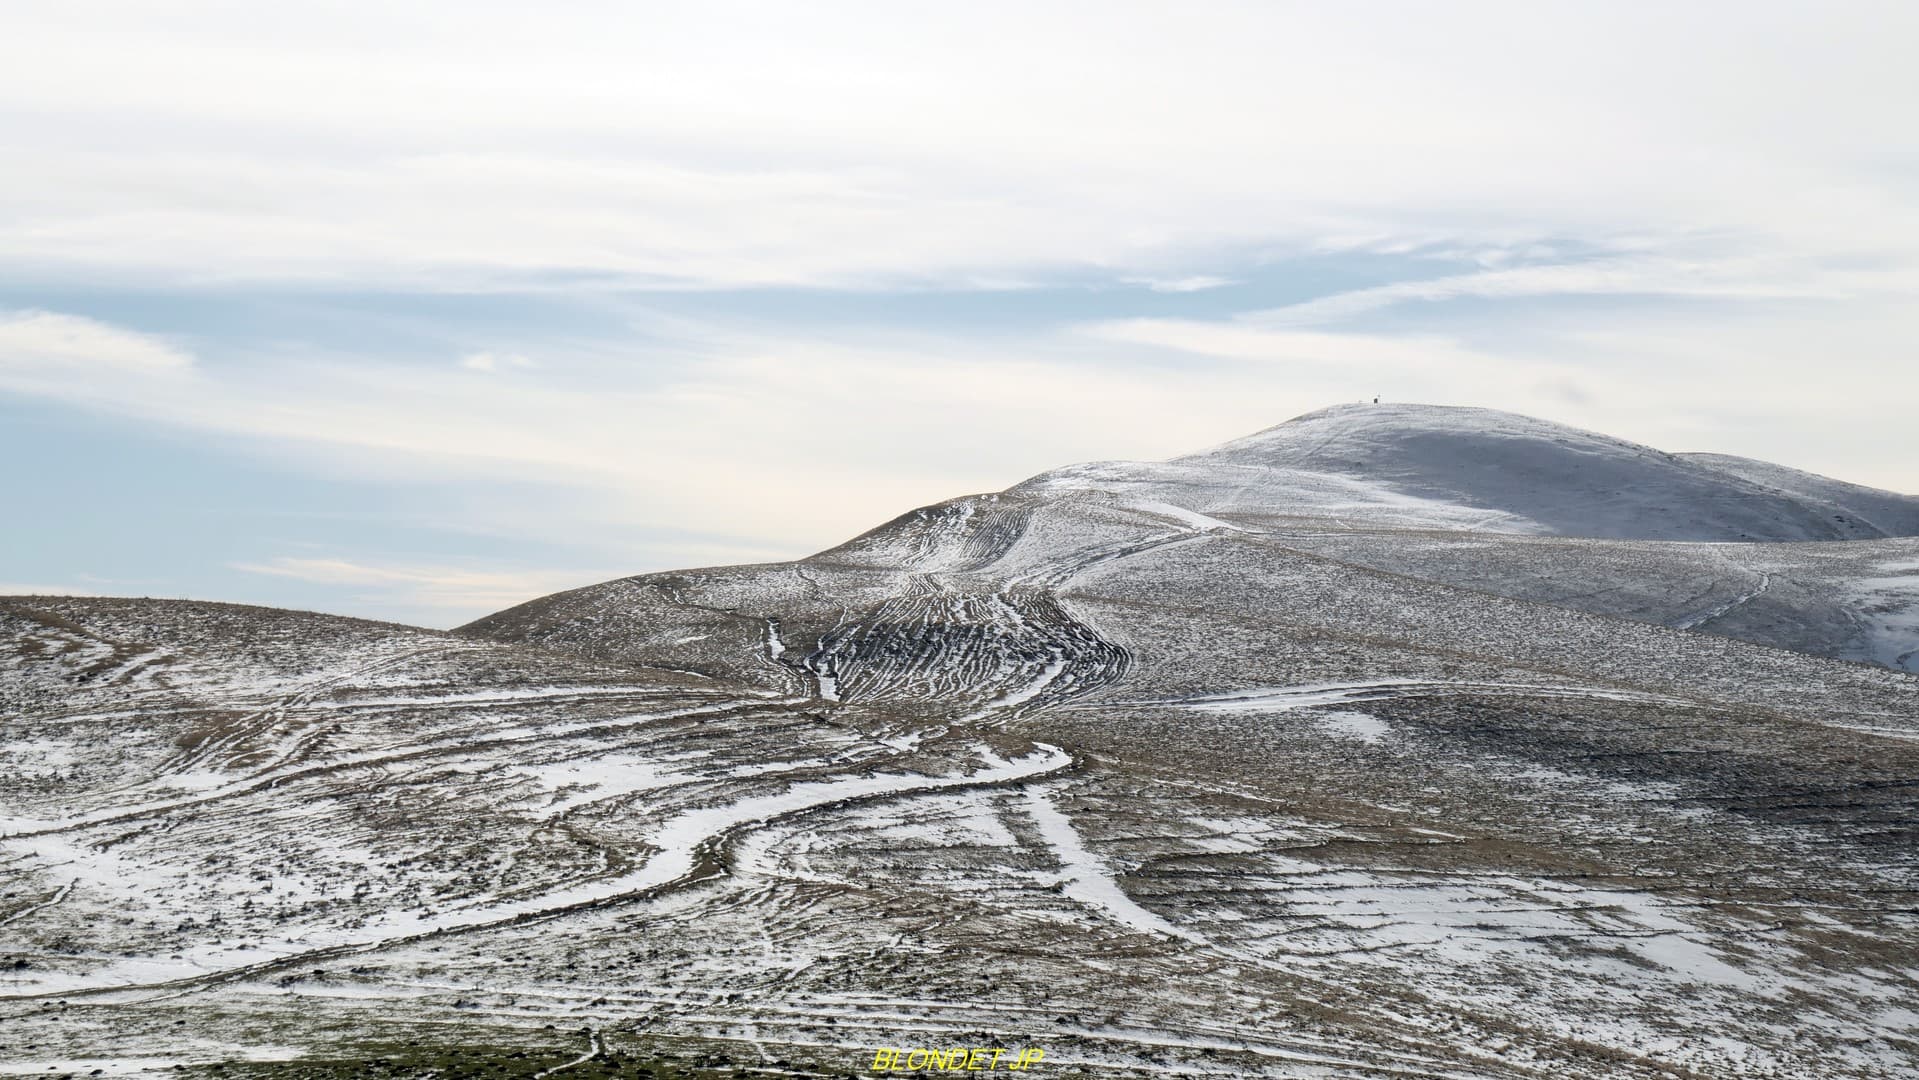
[0,597,1077,1073]
[9,576,1919,1078]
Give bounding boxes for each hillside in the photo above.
[5,405,1918,1079]
[1011,403,1919,541]
[474,404,1919,674]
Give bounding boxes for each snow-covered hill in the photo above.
[5,405,1918,1079]
[1019,403,1919,541]
[479,404,1919,674]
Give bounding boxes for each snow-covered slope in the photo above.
[12,557,1919,1078]
[480,404,1919,674]
[1269,530,1919,673]
[450,411,1919,1076]
[7,405,1919,1079]
[1018,403,1919,541]
[1682,450,1919,537]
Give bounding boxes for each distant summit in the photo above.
[1017,402,1919,542]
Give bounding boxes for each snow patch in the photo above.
[1318,710,1388,744]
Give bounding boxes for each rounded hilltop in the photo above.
[1032,401,1919,543]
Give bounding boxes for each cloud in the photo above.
[0,307,1344,566]
[0,310,194,372]
[232,557,610,613]
[1082,319,1495,369]
[1126,276,1237,294]
[1073,317,1602,423]
[1,5,1915,290]
[459,351,535,372]
[0,583,102,597]
[1239,256,1912,328]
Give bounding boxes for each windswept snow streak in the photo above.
[1021,786,1200,942]
[1139,679,1689,713]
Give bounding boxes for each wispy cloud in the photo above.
[1125,276,1237,294]
[0,583,102,597]
[1074,318,1601,420]
[3,5,1916,290]
[0,310,194,372]
[0,309,1312,560]
[459,351,536,372]
[1082,320,1495,369]
[232,557,612,616]
[1239,257,1916,328]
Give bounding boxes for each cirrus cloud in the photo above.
[0,310,194,373]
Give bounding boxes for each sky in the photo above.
[3,1,1917,627]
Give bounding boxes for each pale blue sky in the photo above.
[4,2,1917,626]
